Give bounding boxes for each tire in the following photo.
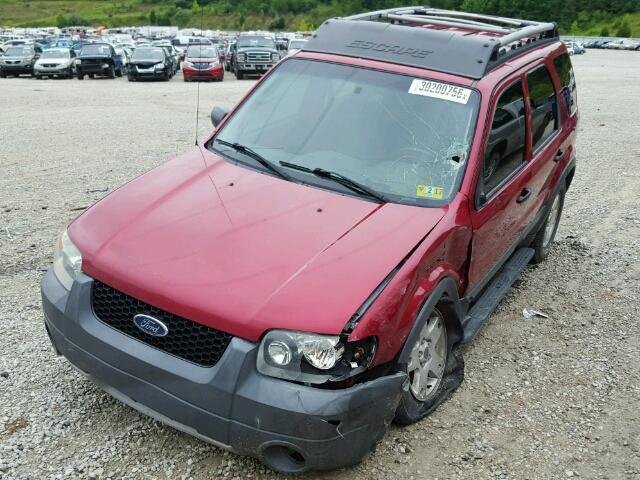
[88,74,94,79]
[183,76,189,82]
[0,73,6,78]
[116,67,123,77]
[235,68,243,80]
[127,75,135,82]
[107,65,115,79]
[77,73,84,80]
[530,186,565,264]
[394,304,464,426]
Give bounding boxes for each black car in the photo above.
[127,47,172,81]
[0,45,42,77]
[76,43,124,79]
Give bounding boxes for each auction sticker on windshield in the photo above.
[408,79,472,104]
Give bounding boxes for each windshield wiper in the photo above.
[215,139,291,181]
[280,161,387,204]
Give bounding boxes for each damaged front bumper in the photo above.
[41,270,405,473]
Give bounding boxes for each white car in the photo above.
[286,38,308,57]
[34,48,76,79]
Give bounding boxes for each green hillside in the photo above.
[0,0,638,36]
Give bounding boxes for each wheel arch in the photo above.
[394,276,464,371]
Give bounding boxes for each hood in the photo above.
[71,148,446,341]
[131,60,162,67]
[185,56,217,63]
[237,46,277,54]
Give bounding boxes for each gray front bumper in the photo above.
[41,270,405,473]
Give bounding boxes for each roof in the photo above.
[302,7,559,79]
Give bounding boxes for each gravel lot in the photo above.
[1,50,639,480]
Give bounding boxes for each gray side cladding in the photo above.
[302,19,499,79]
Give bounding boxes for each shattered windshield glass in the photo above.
[211,59,479,205]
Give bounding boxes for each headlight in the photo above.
[257,330,376,384]
[73,58,81,65]
[52,229,82,290]
[155,62,165,70]
[237,53,246,62]
[271,52,279,62]
[183,61,194,68]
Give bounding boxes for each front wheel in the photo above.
[235,68,244,80]
[394,305,464,425]
[77,73,84,80]
[107,65,115,79]
[116,67,123,77]
[530,186,565,263]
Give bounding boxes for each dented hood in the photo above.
[71,147,445,341]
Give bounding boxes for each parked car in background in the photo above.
[152,41,181,75]
[286,38,308,56]
[114,46,131,74]
[75,43,124,79]
[0,45,41,77]
[127,46,172,81]
[232,34,279,79]
[224,42,235,71]
[182,45,224,82]
[34,48,76,78]
[564,41,585,55]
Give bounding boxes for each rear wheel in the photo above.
[530,186,565,263]
[395,305,464,425]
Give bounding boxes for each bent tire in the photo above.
[530,186,565,264]
[394,305,464,426]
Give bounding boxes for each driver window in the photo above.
[481,80,526,196]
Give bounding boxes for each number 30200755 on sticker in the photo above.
[408,79,472,104]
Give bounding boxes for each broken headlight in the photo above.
[257,330,376,384]
[52,229,82,290]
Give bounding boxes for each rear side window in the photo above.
[553,53,577,116]
[481,80,526,193]
[526,66,559,151]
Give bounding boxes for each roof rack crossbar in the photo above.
[498,23,556,46]
[419,9,538,27]
[344,6,428,21]
[387,14,513,34]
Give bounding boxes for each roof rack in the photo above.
[302,6,559,79]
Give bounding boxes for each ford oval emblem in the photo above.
[133,314,169,337]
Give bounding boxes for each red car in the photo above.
[42,7,578,474]
[182,45,224,81]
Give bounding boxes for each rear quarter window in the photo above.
[553,53,577,116]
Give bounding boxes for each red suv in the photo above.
[41,7,578,474]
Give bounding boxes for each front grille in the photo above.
[92,281,233,367]
[247,52,271,63]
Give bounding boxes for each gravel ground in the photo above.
[1,50,639,480]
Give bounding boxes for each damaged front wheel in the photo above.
[394,305,464,425]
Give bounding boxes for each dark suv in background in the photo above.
[0,44,42,77]
[75,43,124,80]
[232,34,279,79]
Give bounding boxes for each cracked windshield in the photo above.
[212,58,479,204]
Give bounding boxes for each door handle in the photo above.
[553,149,565,162]
[516,188,532,204]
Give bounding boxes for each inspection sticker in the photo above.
[416,185,444,200]
[408,79,472,104]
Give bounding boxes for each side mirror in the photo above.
[211,106,229,128]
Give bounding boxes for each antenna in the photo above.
[194,3,205,146]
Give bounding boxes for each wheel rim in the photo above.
[543,195,560,247]
[407,309,447,402]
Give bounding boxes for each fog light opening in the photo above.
[261,444,307,474]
